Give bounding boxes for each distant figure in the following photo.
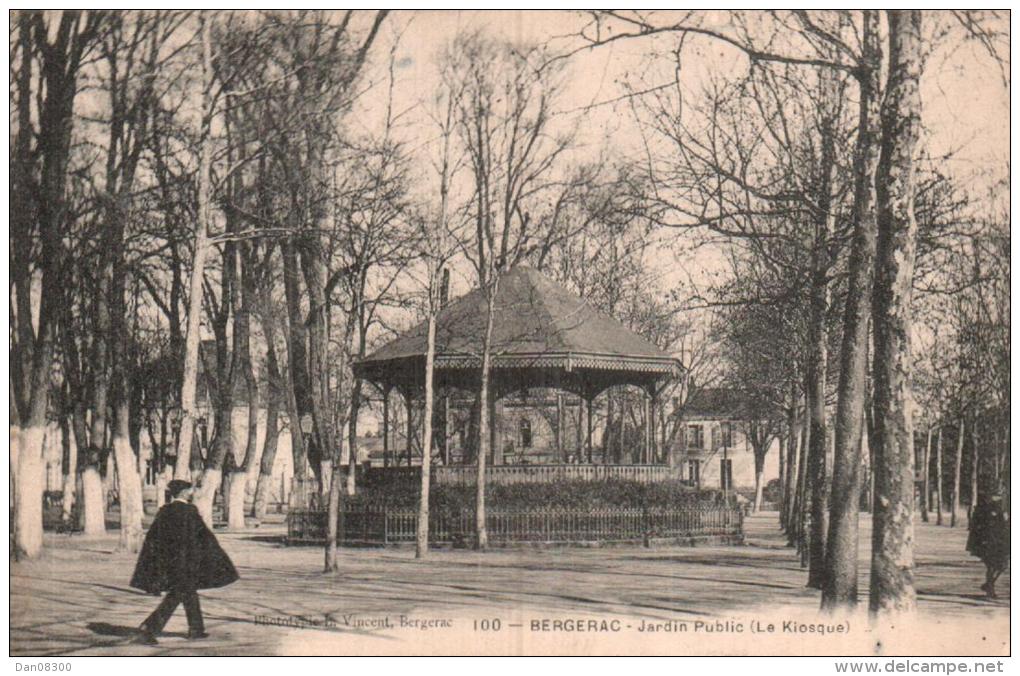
[130,480,239,644]
[967,493,1010,599]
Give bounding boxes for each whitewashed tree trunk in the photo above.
[193,468,220,527]
[11,426,21,512]
[155,468,168,510]
[14,426,46,558]
[753,468,765,513]
[102,459,116,505]
[81,466,106,535]
[225,470,248,530]
[175,13,213,480]
[112,420,143,552]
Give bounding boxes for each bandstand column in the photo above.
[586,396,594,464]
[556,392,565,461]
[490,384,501,466]
[405,389,414,467]
[643,394,651,464]
[382,389,390,467]
[442,393,451,465]
[649,388,658,464]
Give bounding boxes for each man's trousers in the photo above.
[141,590,205,635]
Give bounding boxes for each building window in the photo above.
[687,459,701,487]
[519,418,532,448]
[687,425,703,449]
[720,422,733,448]
[720,458,733,491]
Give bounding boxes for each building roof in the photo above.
[356,266,680,377]
[684,388,749,420]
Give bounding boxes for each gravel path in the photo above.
[10,512,1008,656]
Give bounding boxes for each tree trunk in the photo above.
[822,9,883,611]
[281,240,309,482]
[194,373,232,528]
[324,452,344,573]
[12,11,99,559]
[794,389,811,559]
[14,426,46,558]
[416,304,439,559]
[61,415,78,523]
[225,241,258,531]
[950,418,964,528]
[869,9,923,617]
[155,468,167,510]
[252,401,280,520]
[753,448,766,513]
[805,323,829,589]
[225,470,248,530]
[175,14,213,480]
[253,269,283,519]
[80,465,106,536]
[347,378,362,496]
[804,65,842,591]
[300,235,336,504]
[475,278,500,550]
[194,465,221,528]
[920,426,931,522]
[112,400,143,552]
[84,324,110,537]
[969,419,979,523]
[935,427,943,525]
[777,434,786,520]
[782,390,800,533]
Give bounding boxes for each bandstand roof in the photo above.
[353,267,681,398]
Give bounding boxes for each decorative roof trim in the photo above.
[355,351,682,375]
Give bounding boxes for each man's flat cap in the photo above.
[167,479,193,496]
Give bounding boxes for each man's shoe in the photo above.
[187,630,210,640]
[134,630,159,645]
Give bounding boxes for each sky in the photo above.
[344,10,1009,312]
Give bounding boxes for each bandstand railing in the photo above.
[371,463,683,486]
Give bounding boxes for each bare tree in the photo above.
[869,9,923,616]
[822,9,884,610]
[11,10,107,559]
[413,76,462,558]
[174,12,215,482]
[441,31,573,548]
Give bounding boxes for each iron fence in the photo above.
[287,504,742,545]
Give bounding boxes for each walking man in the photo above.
[131,480,239,644]
[967,492,1010,599]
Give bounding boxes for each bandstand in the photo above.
[353,266,684,484]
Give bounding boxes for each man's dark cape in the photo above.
[130,501,239,593]
[967,500,1010,566]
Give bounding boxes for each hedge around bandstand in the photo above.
[346,478,731,512]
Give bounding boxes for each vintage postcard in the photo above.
[8,8,1010,660]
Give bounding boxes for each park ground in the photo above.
[10,513,1009,657]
